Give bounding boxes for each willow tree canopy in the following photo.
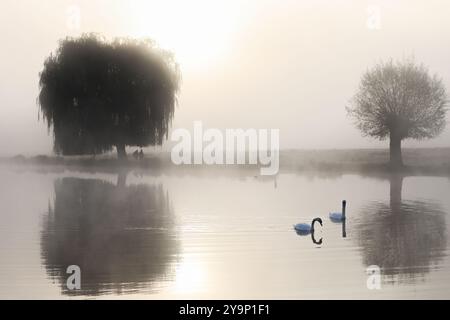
[38,34,180,159]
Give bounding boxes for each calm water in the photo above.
[1,165,450,299]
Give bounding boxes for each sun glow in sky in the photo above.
[125,0,242,70]
[1,0,450,156]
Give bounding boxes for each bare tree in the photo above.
[348,59,447,167]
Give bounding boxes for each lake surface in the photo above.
[1,165,450,299]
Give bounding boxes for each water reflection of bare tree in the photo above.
[355,175,447,284]
[40,177,179,296]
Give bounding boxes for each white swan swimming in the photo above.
[329,200,346,222]
[294,218,323,235]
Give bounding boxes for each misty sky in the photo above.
[1,0,449,156]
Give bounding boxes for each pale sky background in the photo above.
[0,0,449,156]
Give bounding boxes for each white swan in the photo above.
[294,218,323,235]
[329,200,346,222]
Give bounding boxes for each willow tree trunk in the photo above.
[389,135,403,168]
[116,144,127,160]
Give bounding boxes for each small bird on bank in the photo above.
[329,200,347,222]
[293,218,323,235]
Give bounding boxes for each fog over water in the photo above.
[1,167,450,299]
[1,0,450,157]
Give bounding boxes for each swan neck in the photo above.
[342,201,346,218]
[311,218,322,230]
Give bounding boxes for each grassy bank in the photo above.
[1,148,450,177]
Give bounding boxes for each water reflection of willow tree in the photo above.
[40,177,179,296]
[356,175,447,284]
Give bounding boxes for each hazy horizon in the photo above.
[1,0,450,157]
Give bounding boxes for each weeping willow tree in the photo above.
[38,34,180,159]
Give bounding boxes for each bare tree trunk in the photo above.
[389,135,403,168]
[116,144,127,160]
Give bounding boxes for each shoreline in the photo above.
[1,148,449,178]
